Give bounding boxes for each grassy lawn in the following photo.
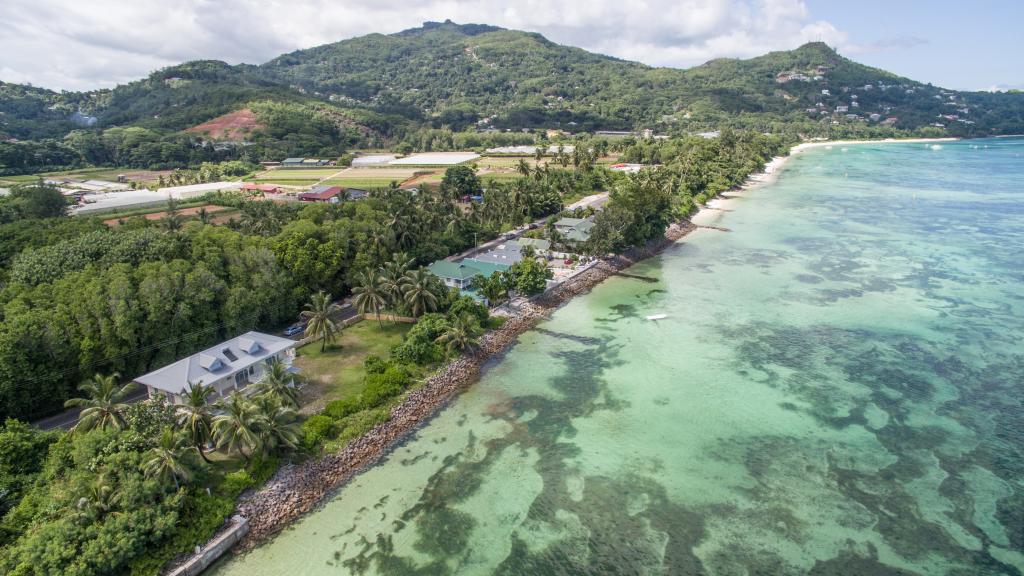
[480,172,524,182]
[295,321,412,403]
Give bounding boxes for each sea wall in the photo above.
[232,219,698,550]
[166,516,249,576]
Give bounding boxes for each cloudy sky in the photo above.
[1,0,1020,92]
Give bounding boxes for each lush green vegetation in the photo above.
[581,130,790,255]
[0,127,791,574]
[0,150,601,422]
[0,370,297,576]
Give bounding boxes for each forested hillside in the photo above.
[2,20,1023,175]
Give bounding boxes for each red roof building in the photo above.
[297,186,344,202]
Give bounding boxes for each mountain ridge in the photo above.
[1,21,1023,173]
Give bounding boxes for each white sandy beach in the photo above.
[693,137,958,224]
[746,137,959,190]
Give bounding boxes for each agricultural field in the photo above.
[5,166,172,186]
[251,167,341,185]
[0,174,42,186]
[101,204,239,226]
[479,172,525,183]
[319,179,402,189]
[473,156,544,169]
[1,168,172,187]
[322,167,434,188]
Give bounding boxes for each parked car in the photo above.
[283,323,305,336]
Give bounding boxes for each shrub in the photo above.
[391,339,442,365]
[485,315,507,330]
[392,313,451,364]
[325,397,364,420]
[364,355,388,374]
[301,414,337,450]
[327,407,391,451]
[361,365,411,408]
[447,296,488,323]
[247,455,280,485]
[218,469,255,497]
[128,490,234,576]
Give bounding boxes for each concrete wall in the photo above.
[166,515,249,576]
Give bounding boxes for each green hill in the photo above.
[2,21,1022,174]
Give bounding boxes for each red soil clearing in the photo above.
[185,108,264,140]
[103,205,230,226]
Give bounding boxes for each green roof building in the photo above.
[555,217,596,243]
[428,258,510,290]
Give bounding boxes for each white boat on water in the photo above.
[646,314,667,321]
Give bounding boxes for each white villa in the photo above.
[134,331,297,404]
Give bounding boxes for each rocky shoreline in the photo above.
[231,217,699,551]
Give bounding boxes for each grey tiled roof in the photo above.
[134,331,295,395]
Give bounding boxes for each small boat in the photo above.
[646,314,668,321]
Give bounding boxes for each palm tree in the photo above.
[516,158,532,177]
[252,359,298,408]
[161,198,183,231]
[143,428,193,490]
[257,399,302,453]
[353,270,388,328]
[177,381,215,462]
[76,472,118,517]
[301,291,342,352]
[435,313,481,355]
[379,255,413,317]
[401,268,440,317]
[196,206,211,224]
[212,393,263,463]
[65,373,136,433]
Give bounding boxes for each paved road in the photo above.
[446,218,546,262]
[34,385,149,431]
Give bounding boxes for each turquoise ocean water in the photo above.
[214,138,1024,575]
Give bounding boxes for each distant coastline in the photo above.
[693,137,960,224]
[745,137,960,190]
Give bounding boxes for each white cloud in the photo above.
[0,0,875,91]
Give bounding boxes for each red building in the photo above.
[297,185,344,203]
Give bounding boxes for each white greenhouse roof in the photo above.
[389,152,480,166]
